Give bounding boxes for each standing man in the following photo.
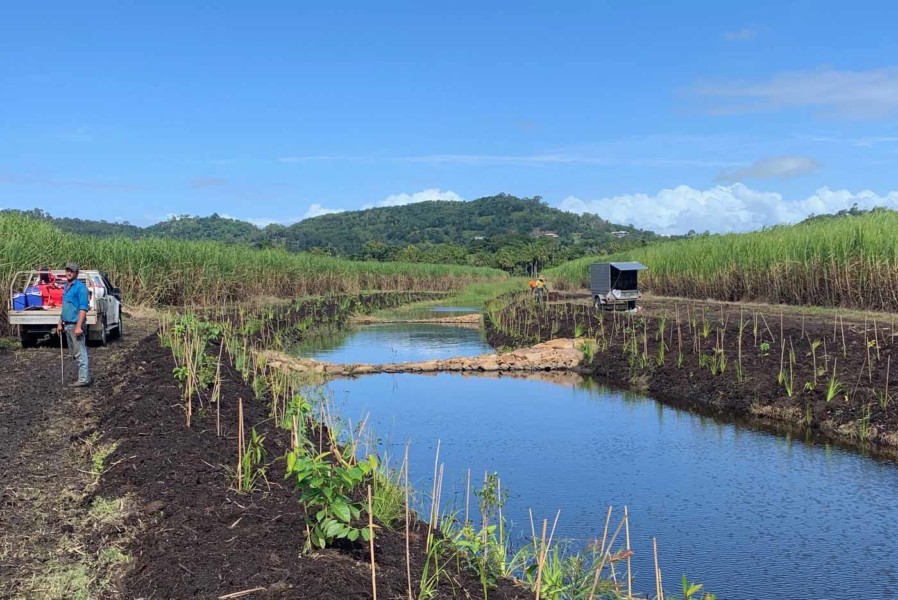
[57,262,91,387]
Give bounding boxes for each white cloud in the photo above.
[723,27,759,41]
[218,213,292,228]
[716,156,819,182]
[302,203,346,219]
[378,188,464,207]
[558,184,898,235]
[692,66,898,118]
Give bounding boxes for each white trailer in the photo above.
[7,270,124,347]
[590,262,647,310]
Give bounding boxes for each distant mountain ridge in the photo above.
[3,194,659,255]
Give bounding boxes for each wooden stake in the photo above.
[535,519,548,600]
[402,442,413,600]
[368,485,377,600]
[465,468,471,527]
[840,315,847,357]
[59,330,65,385]
[653,538,663,600]
[624,507,632,600]
[425,441,441,551]
[237,397,244,490]
[588,506,614,600]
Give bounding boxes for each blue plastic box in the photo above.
[25,286,43,308]
[12,293,27,311]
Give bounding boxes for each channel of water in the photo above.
[293,318,898,600]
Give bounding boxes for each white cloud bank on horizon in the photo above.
[558,184,898,236]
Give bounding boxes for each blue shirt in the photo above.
[61,279,89,323]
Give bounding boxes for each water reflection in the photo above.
[298,322,898,600]
[292,323,492,365]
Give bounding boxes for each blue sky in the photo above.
[3,1,898,235]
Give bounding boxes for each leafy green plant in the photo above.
[759,342,770,355]
[578,339,597,363]
[285,448,377,551]
[681,574,716,600]
[236,427,267,493]
[825,360,843,402]
[810,339,822,386]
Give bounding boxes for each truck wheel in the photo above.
[96,317,108,346]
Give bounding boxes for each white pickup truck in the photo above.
[7,269,124,348]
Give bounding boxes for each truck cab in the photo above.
[8,269,123,347]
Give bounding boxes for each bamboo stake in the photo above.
[624,506,632,600]
[593,515,628,592]
[588,506,614,600]
[425,441,441,551]
[368,485,377,600]
[873,316,881,361]
[840,315,847,357]
[237,397,244,490]
[653,538,663,600]
[760,311,776,344]
[59,330,65,385]
[404,443,413,600]
[465,468,471,527]
[535,519,548,600]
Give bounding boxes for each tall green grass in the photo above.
[0,213,506,320]
[547,210,898,310]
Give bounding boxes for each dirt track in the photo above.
[0,315,153,599]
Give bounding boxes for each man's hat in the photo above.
[65,262,80,273]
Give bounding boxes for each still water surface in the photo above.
[299,325,898,600]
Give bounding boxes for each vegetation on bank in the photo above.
[546,208,898,311]
[0,213,505,321]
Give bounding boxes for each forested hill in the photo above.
[273,194,657,254]
[1,195,661,273]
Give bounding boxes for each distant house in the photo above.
[472,236,485,241]
[538,232,559,238]
[610,231,630,238]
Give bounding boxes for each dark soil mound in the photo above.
[96,331,527,599]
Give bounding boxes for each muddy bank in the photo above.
[93,330,526,599]
[1,293,529,599]
[484,294,898,457]
[259,337,585,377]
[352,313,482,326]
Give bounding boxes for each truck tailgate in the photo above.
[9,309,98,326]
